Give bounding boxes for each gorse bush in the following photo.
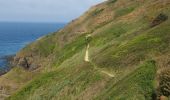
[157,69,170,98]
[151,13,168,27]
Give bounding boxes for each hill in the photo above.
[0,0,170,99]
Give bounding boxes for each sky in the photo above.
[0,0,104,23]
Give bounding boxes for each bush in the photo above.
[157,69,170,98]
[107,0,117,4]
[151,13,168,27]
[92,8,104,16]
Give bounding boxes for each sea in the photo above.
[0,22,65,72]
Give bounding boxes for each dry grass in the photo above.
[0,67,37,100]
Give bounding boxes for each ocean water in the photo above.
[0,22,65,69]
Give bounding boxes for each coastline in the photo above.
[0,22,65,77]
[0,55,14,76]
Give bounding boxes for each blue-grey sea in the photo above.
[0,22,65,70]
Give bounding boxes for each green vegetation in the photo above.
[151,13,168,27]
[92,8,104,16]
[1,0,170,99]
[115,6,136,17]
[95,60,157,100]
[54,34,87,66]
[157,69,170,97]
[8,61,103,100]
[20,33,57,58]
[8,71,61,100]
[107,0,117,4]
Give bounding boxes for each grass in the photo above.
[7,71,60,100]
[8,60,104,100]
[0,67,36,99]
[90,15,149,47]
[92,8,104,16]
[19,33,57,58]
[107,0,117,4]
[95,60,157,100]
[53,34,87,66]
[115,6,136,17]
[93,19,170,69]
[3,0,170,99]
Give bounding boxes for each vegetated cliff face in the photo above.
[4,0,170,99]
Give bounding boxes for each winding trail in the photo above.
[90,61,115,78]
[84,36,115,78]
[84,44,90,62]
[100,70,115,77]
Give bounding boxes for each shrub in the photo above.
[107,0,117,4]
[92,8,104,16]
[151,13,168,27]
[157,69,170,98]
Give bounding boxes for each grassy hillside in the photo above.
[95,60,157,100]
[0,0,170,100]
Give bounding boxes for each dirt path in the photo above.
[100,70,115,77]
[90,62,115,78]
[84,35,115,78]
[84,44,90,62]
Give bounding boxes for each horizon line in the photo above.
[0,21,68,24]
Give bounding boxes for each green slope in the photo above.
[1,0,170,100]
[95,60,157,100]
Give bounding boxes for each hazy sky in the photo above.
[0,0,104,22]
